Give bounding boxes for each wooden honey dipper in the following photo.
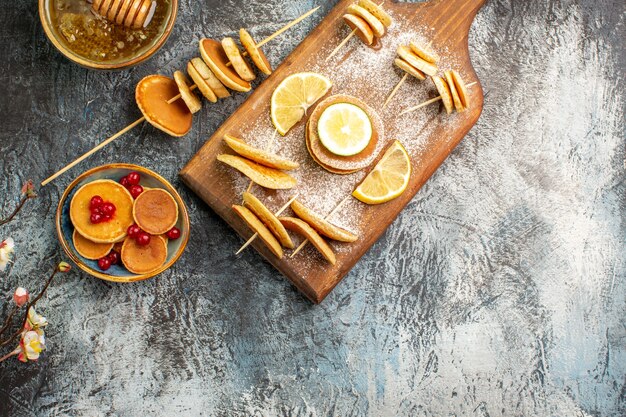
[41,6,320,187]
[91,0,157,29]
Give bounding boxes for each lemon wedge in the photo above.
[271,72,332,136]
[353,140,411,204]
[317,102,373,156]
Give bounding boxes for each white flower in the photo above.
[26,306,48,330]
[0,237,15,271]
[18,329,46,362]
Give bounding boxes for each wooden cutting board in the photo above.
[180,0,486,303]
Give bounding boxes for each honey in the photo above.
[49,0,171,64]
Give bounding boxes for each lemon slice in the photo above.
[317,102,372,156]
[353,140,411,204]
[271,72,332,136]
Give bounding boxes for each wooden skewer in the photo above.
[40,7,320,187]
[236,194,299,255]
[326,29,357,62]
[383,73,408,108]
[399,81,477,115]
[290,194,352,258]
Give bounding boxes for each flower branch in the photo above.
[0,180,37,227]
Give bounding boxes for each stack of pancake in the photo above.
[342,0,393,46]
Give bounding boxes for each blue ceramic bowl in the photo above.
[56,164,190,282]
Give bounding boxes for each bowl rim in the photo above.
[38,0,178,70]
[56,163,190,282]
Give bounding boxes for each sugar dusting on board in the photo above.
[221,7,476,266]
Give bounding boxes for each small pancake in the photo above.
[121,235,168,275]
[239,28,272,75]
[347,4,385,38]
[116,0,134,25]
[409,41,439,64]
[279,217,336,265]
[124,0,143,27]
[305,121,358,175]
[73,229,114,260]
[174,70,202,114]
[243,192,294,249]
[394,58,426,81]
[70,180,135,244]
[232,205,283,258]
[431,75,454,114]
[291,200,358,242]
[199,38,251,93]
[221,37,256,82]
[358,0,393,27]
[343,14,374,46]
[223,135,299,170]
[190,57,230,99]
[450,70,471,109]
[187,60,218,103]
[397,45,438,77]
[133,189,179,235]
[445,70,464,112]
[106,0,124,21]
[132,0,152,29]
[217,154,297,190]
[135,75,193,137]
[307,94,383,173]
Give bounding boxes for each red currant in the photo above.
[166,227,181,240]
[120,176,130,188]
[98,257,111,271]
[129,185,144,199]
[90,213,103,224]
[101,202,116,216]
[127,172,141,186]
[108,251,120,265]
[90,196,104,210]
[127,224,141,238]
[136,232,151,246]
[102,214,112,222]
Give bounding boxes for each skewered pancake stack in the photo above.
[342,0,392,46]
[91,0,158,29]
[136,30,274,138]
[431,70,470,114]
[395,41,439,80]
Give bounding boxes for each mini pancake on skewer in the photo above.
[223,135,299,170]
[136,75,193,137]
[346,4,385,38]
[291,200,357,242]
[233,205,283,258]
[358,0,392,27]
[243,192,294,249]
[279,217,336,265]
[187,60,218,103]
[133,189,179,235]
[222,37,256,82]
[394,58,426,81]
[307,94,383,174]
[173,71,202,114]
[199,39,252,93]
[121,235,168,274]
[409,40,439,64]
[397,45,438,77]
[431,75,454,114]
[73,230,114,260]
[342,14,374,46]
[444,70,464,112]
[190,57,230,99]
[217,154,297,190]
[239,28,272,75]
[450,70,470,109]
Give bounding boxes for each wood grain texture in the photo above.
[180,0,486,303]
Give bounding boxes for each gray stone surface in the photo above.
[0,0,624,415]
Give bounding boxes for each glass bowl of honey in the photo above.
[39,0,178,70]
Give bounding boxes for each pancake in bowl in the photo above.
[72,229,114,260]
[121,234,168,274]
[70,180,135,243]
[133,188,179,235]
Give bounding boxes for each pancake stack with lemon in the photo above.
[135,30,274,138]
